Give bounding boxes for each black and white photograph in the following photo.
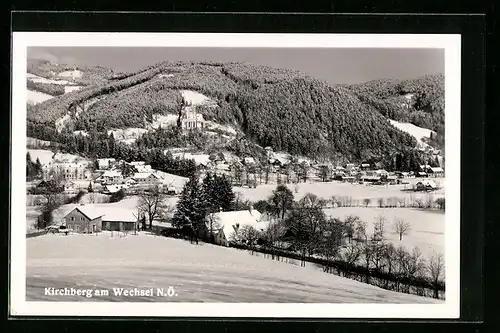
[10,33,461,318]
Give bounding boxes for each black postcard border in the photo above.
[5,10,488,333]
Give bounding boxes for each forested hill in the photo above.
[27,60,444,163]
[347,74,445,135]
[27,58,117,86]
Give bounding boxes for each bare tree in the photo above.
[318,218,345,273]
[88,192,96,204]
[372,215,387,242]
[394,218,412,241]
[435,197,445,210]
[341,242,361,266]
[343,215,359,243]
[137,185,168,230]
[355,219,368,242]
[363,198,371,207]
[207,212,223,243]
[263,217,285,260]
[427,252,445,299]
[377,198,384,208]
[37,174,65,228]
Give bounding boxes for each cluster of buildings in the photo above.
[41,162,92,181]
[94,159,188,194]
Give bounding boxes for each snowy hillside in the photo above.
[26,233,441,303]
[27,90,54,105]
[389,120,435,144]
[27,149,54,165]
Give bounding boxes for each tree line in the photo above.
[27,79,65,96]
[231,185,445,299]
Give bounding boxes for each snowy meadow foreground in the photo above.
[26,232,441,303]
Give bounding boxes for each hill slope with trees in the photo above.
[27,60,444,164]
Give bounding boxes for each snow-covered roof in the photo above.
[430,167,444,173]
[244,157,256,164]
[216,164,230,171]
[153,171,189,188]
[72,206,105,220]
[130,161,146,166]
[102,170,122,177]
[99,207,137,222]
[211,209,269,242]
[104,185,127,193]
[152,220,175,228]
[417,180,437,188]
[132,172,157,179]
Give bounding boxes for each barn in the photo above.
[100,207,138,232]
[64,205,104,233]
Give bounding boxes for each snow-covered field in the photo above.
[27,149,54,165]
[64,85,83,93]
[236,179,445,203]
[27,89,54,105]
[107,128,149,143]
[149,114,179,129]
[26,232,440,303]
[27,73,72,85]
[180,90,217,106]
[58,69,83,79]
[27,137,51,147]
[324,207,444,259]
[53,152,91,164]
[389,120,435,143]
[171,152,211,166]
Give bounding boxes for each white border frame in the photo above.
[11,32,461,318]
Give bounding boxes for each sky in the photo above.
[27,47,444,85]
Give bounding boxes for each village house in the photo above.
[153,170,189,193]
[103,184,128,194]
[416,180,438,191]
[134,164,152,173]
[130,161,146,167]
[360,163,371,170]
[63,205,138,233]
[425,166,445,177]
[97,158,116,170]
[209,207,269,247]
[42,162,91,181]
[132,172,162,187]
[63,181,77,194]
[243,157,256,166]
[99,170,123,184]
[64,205,104,233]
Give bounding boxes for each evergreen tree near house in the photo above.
[172,176,207,241]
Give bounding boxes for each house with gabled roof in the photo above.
[64,205,104,233]
[209,207,269,247]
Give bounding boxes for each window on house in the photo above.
[71,217,74,221]
[81,217,83,221]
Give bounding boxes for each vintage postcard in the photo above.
[10,32,460,318]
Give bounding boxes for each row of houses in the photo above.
[94,161,189,194]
